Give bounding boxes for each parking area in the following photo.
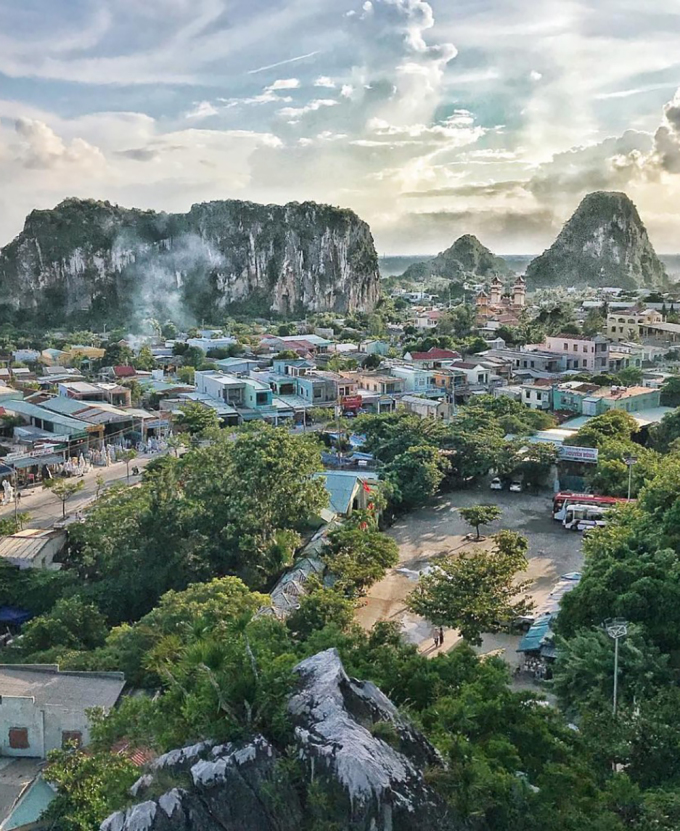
[356,484,584,662]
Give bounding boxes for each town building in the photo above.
[543,334,609,372]
[400,395,451,420]
[0,665,125,758]
[0,530,67,571]
[607,308,663,341]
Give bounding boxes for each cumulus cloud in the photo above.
[649,92,680,173]
[14,118,105,170]
[314,76,336,88]
[266,78,301,91]
[278,99,339,122]
[185,101,219,120]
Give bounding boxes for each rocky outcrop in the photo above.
[102,650,456,831]
[288,649,452,830]
[0,198,380,325]
[526,191,669,289]
[401,234,510,283]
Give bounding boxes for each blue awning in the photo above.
[0,606,32,625]
[518,615,553,653]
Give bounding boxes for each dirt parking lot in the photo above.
[356,484,584,662]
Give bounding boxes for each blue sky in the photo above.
[1,0,680,253]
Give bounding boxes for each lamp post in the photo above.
[605,618,628,716]
[624,456,637,502]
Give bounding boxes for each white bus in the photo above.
[563,503,608,532]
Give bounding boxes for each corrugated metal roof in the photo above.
[2,400,90,434]
[0,530,66,563]
[313,471,379,515]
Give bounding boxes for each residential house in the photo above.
[352,373,405,396]
[486,347,566,375]
[186,336,237,353]
[450,361,490,388]
[412,309,443,330]
[389,365,437,394]
[0,665,125,758]
[361,340,390,356]
[400,395,450,420]
[58,382,131,408]
[261,334,332,354]
[544,334,609,372]
[214,357,260,375]
[0,530,67,571]
[521,380,555,411]
[607,308,663,341]
[312,471,379,516]
[12,351,40,365]
[553,383,661,416]
[403,347,461,366]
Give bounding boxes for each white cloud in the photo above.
[278,98,339,121]
[314,76,336,88]
[266,78,301,91]
[14,118,105,170]
[185,101,219,120]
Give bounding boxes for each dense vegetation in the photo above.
[6,401,680,830]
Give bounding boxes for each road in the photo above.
[356,484,584,667]
[0,452,170,529]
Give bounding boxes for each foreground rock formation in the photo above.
[103,649,456,831]
[0,198,380,325]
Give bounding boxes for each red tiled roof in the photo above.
[111,739,157,767]
[409,348,461,360]
[113,365,136,377]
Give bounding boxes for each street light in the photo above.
[605,617,628,716]
[624,456,637,502]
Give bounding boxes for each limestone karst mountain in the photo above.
[0,198,380,325]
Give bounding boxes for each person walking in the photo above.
[432,628,439,649]
[439,627,444,646]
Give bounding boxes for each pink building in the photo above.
[544,334,609,372]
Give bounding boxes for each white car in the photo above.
[490,477,503,490]
[509,481,523,493]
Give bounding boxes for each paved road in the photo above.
[357,483,584,669]
[0,452,170,529]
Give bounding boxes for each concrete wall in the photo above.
[0,696,91,758]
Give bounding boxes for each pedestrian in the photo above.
[16,491,21,503]
[439,627,444,646]
[432,628,439,649]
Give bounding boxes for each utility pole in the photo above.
[605,618,628,716]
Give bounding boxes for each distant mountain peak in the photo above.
[526,191,668,289]
[401,234,510,283]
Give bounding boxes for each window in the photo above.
[62,730,82,748]
[563,343,568,350]
[536,392,542,402]
[573,345,578,351]
[583,346,588,352]
[9,728,29,749]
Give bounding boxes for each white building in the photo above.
[0,666,125,758]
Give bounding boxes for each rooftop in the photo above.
[313,470,379,515]
[0,530,66,566]
[0,665,125,713]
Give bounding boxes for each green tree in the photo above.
[387,444,450,509]
[133,344,156,371]
[551,626,671,716]
[362,352,383,370]
[617,367,643,386]
[43,746,138,831]
[323,526,399,597]
[286,582,355,639]
[458,504,502,539]
[19,597,108,657]
[118,449,138,484]
[176,401,220,435]
[513,442,558,490]
[565,409,639,449]
[407,531,532,644]
[45,477,85,519]
[659,377,680,408]
[176,366,195,385]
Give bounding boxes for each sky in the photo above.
[2,0,680,255]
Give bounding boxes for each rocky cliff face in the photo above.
[0,198,380,325]
[103,650,456,831]
[401,234,510,283]
[525,191,669,289]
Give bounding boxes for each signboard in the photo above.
[342,396,363,410]
[5,446,65,462]
[559,445,599,464]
